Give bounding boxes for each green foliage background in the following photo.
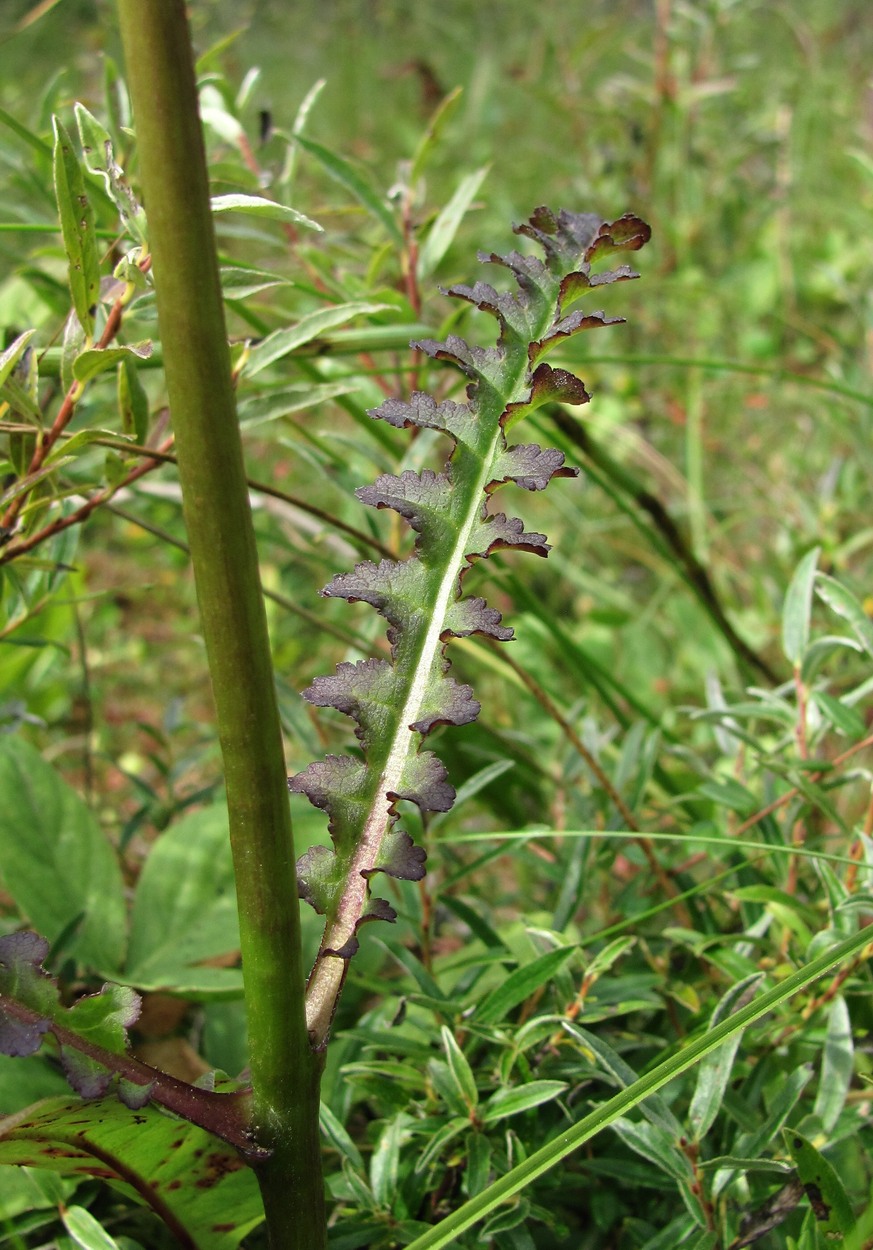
[1,1,873,1247]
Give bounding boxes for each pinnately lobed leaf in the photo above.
[290,207,650,1046]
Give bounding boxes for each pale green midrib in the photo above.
[305,274,565,1035]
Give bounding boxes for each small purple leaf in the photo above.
[368,828,427,882]
[394,751,455,813]
[118,1077,154,1110]
[410,335,502,382]
[0,1010,50,1058]
[443,595,513,641]
[294,844,340,915]
[60,1047,113,1099]
[586,213,652,261]
[288,755,370,841]
[468,511,550,559]
[410,676,480,734]
[490,443,577,492]
[530,312,624,367]
[359,897,397,925]
[370,392,480,450]
[356,470,455,550]
[303,658,399,745]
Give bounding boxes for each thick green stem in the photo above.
[115,5,325,1245]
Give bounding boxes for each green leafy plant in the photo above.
[1,4,873,1250]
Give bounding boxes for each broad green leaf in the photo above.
[0,1096,262,1248]
[52,117,100,341]
[441,1026,478,1110]
[74,103,147,245]
[816,573,873,660]
[62,1203,122,1250]
[479,1081,567,1126]
[417,166,490,280]
[72,342,152,384]
[210,193,321,232]
[782,547,820,665]
[812,996,853,1133]
[126,806,242,997]
[0,737,126,971]
[245,302,392,376]
[688,974,762,1142]
[403,928,872,1250]
[294,134,401,242]
[782,1128,855,1237]
[474,946,576,1026]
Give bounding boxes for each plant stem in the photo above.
[114,4,325,1244]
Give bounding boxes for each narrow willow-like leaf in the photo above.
[782,1127,856,1236]
[74,101,147,246]
[291,208,651,1046]
[404,926,873,1250]
[811,995,853,1134]
[688,973,762,1142]
[816,572,873,660]
[52,117,101,342]
[782,546,821,666]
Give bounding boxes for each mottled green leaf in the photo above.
[782,1127,855,1237]
[52,117,100,340]
[0,1097,262,1248]
[74,102,146,245]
